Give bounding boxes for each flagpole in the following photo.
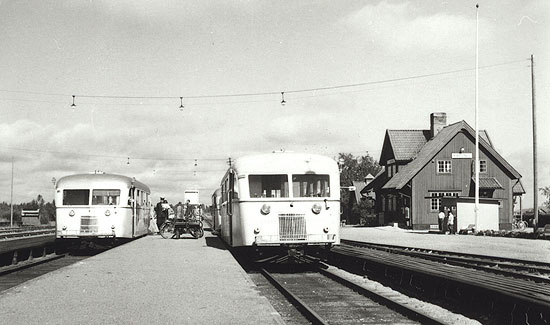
[474,4,480,228]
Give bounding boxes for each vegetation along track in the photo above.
[340,239,550,283]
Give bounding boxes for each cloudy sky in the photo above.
[1,0,548,206]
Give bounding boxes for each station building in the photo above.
[362,112,524,230]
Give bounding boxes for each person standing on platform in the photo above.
[184,199,192,219]
[438,207,446,233]
[447,210,455,234]
[155,197,165,230]
[176,202,183,220]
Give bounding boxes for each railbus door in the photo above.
[129,187,136,236]
[227,172,234,246]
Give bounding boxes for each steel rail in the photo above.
[340,240,550,284]
[317,264,445,324]
[330,246,550,310]
[260,267,329,325]
[0,253,66,276]
[1,228,56,239]
[341,239,550,270]
[334,246,550,296]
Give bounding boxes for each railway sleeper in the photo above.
[329,251,550,324]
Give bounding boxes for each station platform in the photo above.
[0,233,284,324]
[341,226,550,263]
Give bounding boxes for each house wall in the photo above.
[411,132,514,230]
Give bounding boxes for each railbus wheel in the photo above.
[190,227,203,239]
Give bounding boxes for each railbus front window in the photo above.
[92,189,121,205]
[292,174,330,197]
[63,189,90,205]
[249,175,289,198]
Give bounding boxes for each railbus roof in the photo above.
[231,152,339,175]
[56,173,150,193]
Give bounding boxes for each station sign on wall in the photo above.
[452,153,473,159]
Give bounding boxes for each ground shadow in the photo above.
[205,236,227,250]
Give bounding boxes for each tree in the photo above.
[540,186,550,209]
[338,153,382,224]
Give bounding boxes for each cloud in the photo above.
[343,1,493,55]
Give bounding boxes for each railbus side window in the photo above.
[63,189,90,205]
[248,175,289,198]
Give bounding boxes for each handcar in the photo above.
[159,204,204,239]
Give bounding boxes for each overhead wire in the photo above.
[0,58,528,103]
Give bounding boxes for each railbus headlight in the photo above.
[105,210,111,216]
[69,210,75,217]
[323,227,329,233]
[260,204,271,215]
[254,228,260,234]
[111,225,115,230]
[312,203,322,214]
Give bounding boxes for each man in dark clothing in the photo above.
[155,197,165,229]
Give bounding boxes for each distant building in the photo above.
[362,112,523,230]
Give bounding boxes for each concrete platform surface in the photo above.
[0,234,283,324]
[341,226,550,263]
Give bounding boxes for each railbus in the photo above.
[55,172,151,242]
[217,152,340,258]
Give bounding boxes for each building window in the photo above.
[480,160,487,173]
[437,160,452,174]
[430,192,459,212]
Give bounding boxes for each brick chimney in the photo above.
[430,112,447,138]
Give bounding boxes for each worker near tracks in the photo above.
[438,207,446,233]
[447,209,455,234]
[155,197,166,229]
[176,202,184,220]
[184,199,192,219]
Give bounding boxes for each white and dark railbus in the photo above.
[216,152,340,257]
[55,172,151,242]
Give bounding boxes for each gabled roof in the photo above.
[386,130,431,162]
[383,120,521,190]
[361,167,387,194]
[513,179,526,195]
[380,129,492,164]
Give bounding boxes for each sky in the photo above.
[0,0,548,207]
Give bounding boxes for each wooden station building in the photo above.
[362,112,524,230]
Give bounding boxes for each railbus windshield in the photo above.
[248,174,330,199]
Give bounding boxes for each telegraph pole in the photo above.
[10,156,14,227]
[531,54,538,232]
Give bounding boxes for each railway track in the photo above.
[261,266,425,324]
[0,226,56,239]
[340,239,550,284]
[0,253,93,293]
[331,240,550,324]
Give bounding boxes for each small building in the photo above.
[21,209,40,226]
[362,113,523,230]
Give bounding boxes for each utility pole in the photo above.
[10,156,14,227]
[531,54,538,232]
[474,4,480,228]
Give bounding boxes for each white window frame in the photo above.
[437,160,452,174]
[479,160,487,173]
[430,192,459,212]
